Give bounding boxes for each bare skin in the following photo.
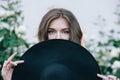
[97,74,117,80]
[1,18,118,80]
[1,53,24,80]
[48,18,70,40]
[2,52,118,80]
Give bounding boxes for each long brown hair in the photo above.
[38,8,83,45]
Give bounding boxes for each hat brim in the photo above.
[12,39,101,80]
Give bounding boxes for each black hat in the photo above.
[12,39,102,80]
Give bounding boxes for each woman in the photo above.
[1,8,117,80]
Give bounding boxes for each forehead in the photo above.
[49,18,69,29]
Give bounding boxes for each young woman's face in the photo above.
[48,18,70,40]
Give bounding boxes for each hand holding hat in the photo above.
[12,39,102,80]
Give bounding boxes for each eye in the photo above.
[63,30,70,34]
[47,30,56,35]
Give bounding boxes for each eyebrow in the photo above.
[62,28,70,30]
[48,28,55,30]
[48,28,70,30]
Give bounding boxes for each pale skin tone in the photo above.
[1,52,24,80]
[48,18,70,40]
[1,17,117,80]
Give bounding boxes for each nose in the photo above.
[56,32,61,39]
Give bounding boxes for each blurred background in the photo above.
[0,0,120,79]
[22,0,119,43]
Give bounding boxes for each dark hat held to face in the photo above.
[12,39,102,80]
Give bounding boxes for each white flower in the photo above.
[16,25,26,34]
[0,24,9,29]
[107,27,113,32]
[0,11,14,17]
[109,48,120,58]
[0,11,5,17]
[5,11,14,16]
[111,60,120,69]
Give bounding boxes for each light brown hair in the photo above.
[38,8,83,45]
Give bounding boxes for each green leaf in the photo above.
[113,40,120,47]
[0,28,9,37]
[17,38,29,48]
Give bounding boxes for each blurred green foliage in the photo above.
[0,0,120,79]
[86,0,120,78]
[0,0,29,79]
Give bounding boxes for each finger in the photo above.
[7,60,24,70]
[6,63,14,70]
[15,60,24,64]
[4,60,24,70]
[2,52,17,68]
[108,75,117,80]
[7,52,17,61]
[97,74,108,80]
[10,60,24,66]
